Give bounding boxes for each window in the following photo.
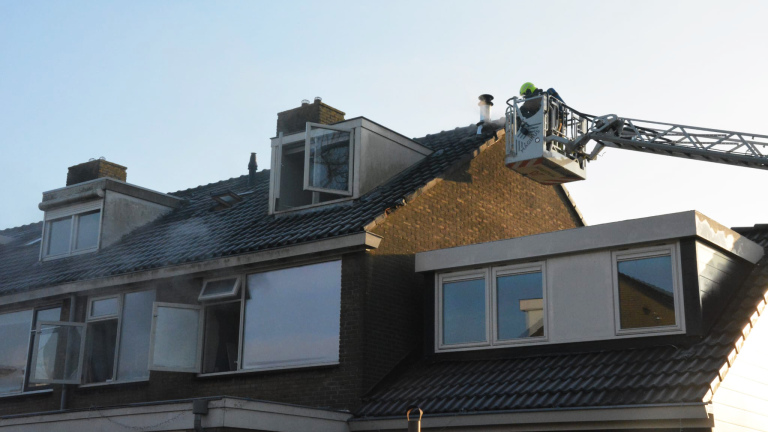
[149,260,342,374]
[42,205,101,259]
[613,245,683,334]
[82,290,155,385]
[304,124,353,195]
[272,124,354,212]
[198,277,241,302]
[437,263,546,352]
[0,306,63,395]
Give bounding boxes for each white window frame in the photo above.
[612,244,685,336]
[28,320,86,385]
[41,200,103,260]
[436,263,548,353]
[198,276,242,302]
[491,262,548,346]
[435,269,491,351]
[148,302,204,373]
[303,122,354,196]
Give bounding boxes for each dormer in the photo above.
[37,159,183,260]
[416,211,765,353]
[269,98,432,213]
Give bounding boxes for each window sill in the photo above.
[0,389,53,400]
[436,336,549,353]
[273,197,354,216]
[42,247,98,262]
[78,378,149,389]
[196,361,340,378]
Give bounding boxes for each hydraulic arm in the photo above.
[504,95,768,184]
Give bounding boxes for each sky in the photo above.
[2,1,768,230]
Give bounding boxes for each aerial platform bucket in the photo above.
[505,94,587,185]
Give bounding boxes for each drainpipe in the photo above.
[406,407,422,432]
[193,399,209,432]
[59,294,76,410]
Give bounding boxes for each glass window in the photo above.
[496,271,544,340]
[149,304,202,372]
[242,261,341,370]
[306,126,352,193]
[441,278,487,346]
[617,253,677,330]
[0,310,34,394]
[29,321,85,385]
[198,277,241,301]
[74,210,100,251]
[46,218,72,256]
[43,209,101,258]
[83,291,155,384]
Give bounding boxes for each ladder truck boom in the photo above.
[503,94,768,185]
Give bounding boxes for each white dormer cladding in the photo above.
[38,177,183,260]
[416,211,765,352]
[269,117,432,213]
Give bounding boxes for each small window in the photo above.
[304,123,353,195]
[198,277,241,302]
[613,245,683,334]
[43,209,101,259]
[437,270,489,349]
[149,303,203,373]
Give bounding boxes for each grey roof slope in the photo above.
[0,122,504,296]
[355,229,768,418]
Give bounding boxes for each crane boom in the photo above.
[503,95,768,184]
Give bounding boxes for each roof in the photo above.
[355,227,768,418]
[0,121,508,297]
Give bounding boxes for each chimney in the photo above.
[248,152,258,187]
[276,97,346,136]
[66,158,127,186]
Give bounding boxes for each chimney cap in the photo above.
[314,96,322,103]
[301,99,310,106]
[478,94,494,106]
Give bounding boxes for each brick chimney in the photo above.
[66,158,127,186]
[276,97,346,136]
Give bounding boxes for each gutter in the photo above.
[349,403,713,431]
[0,232,382,306]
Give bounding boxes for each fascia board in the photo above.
[0,232,382,306]
[416,210,763,272]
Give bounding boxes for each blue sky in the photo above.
[2,1,767,229]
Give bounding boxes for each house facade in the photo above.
[0,98,584,431]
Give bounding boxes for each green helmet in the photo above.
[520,82,537,96]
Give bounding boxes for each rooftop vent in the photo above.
[66,158,127,186]
[476,94,494,135]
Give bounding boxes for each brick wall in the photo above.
[361,133,583,394]
[276,100,346,136]
[66,159,127,186]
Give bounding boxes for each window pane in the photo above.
[82,319,118,383]
[117,291,155,381]
[442,278,486,345]
[200,278,239,300]
[46,218,71,256]
[308,128,351,192]
[74,211,100,251]
[202,302,241,373]
[618,255,676,329]
[151,306,200,371]
[242,261,341,370]
[26,307,63,390]
[91,297,118,317]
[0,310,33,394]
[497,272,543,340]
[29,323,84,384]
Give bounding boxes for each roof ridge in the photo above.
[0,220,43,235]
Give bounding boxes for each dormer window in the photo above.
[42,203,102,259]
